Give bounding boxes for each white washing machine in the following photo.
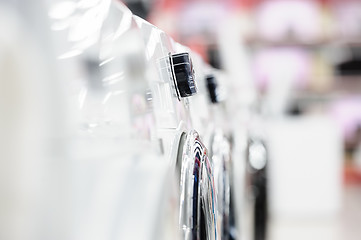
[0,1,221,239]
[47,1,180,239]
[199,71,234,240]
[134,16,218,240]
[174,43,234,240]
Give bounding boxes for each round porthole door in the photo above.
[177,130,218,240]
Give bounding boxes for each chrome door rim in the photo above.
[178,130,218,240]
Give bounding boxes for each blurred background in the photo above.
[121,0,361,239]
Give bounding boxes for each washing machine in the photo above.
[227,91,269,240]
[202,72,234,240]
[134,16,218,240]
[247,113,269,240]
[47,1,181,239]
[176,46,235,240]
[173,44,234,240]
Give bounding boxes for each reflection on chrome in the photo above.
[179,130,218,240]
[249,141,267,171]
[210,130,231,240]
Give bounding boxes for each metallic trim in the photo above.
[178,130,218,240]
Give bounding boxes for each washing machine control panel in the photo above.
[206,74,219,104]
[170,52,197,98]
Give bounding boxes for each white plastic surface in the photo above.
[267,116,343,219]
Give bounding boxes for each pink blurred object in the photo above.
[330,97,361,141]
[255,0,322,42]
[177,1,228,37]
[253,47,311,91]
[332,0,361,39]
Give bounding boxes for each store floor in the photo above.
[268,185,361,240]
